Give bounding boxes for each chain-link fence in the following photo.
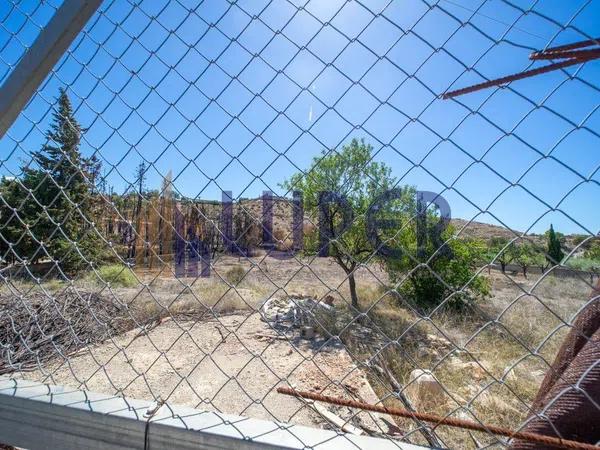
[1,0,599,449]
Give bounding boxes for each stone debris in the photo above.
[426,333,452,349]
[446,358,487,381]
[459,361,486,381]
[259,295,334,335]
[405,369,445,409]
[323,295,335,306]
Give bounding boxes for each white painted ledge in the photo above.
[0,0,103,138]
[0,377,429,450]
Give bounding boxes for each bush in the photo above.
[385,228,489,311]
[92,264,138,287]
[584,240,600,259]
[565,257,600,273]
[224,265,246,285]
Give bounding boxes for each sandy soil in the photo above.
[28,309,395,435]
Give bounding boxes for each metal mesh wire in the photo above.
[1,0,599,448]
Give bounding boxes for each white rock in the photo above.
[416,344,439,359]
[406,369,444,409]
[459,361,486,380]
[426,333,451,347]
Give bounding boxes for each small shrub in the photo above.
[385,232,489,311]
[565,257,600,272]
[214,292,248,314]
[224,265,246,285]
[93,264,138,287]
[584,239,600,259]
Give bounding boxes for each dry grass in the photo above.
[1,255,593,448]
[0,260,269,332]
[123,275,267,325]
[344,270,593,448]
[120,266,587,448]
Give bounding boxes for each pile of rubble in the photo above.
[259,294,336,338]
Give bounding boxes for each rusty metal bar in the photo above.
[534,37,600,54]
[529,48,600,61]
[276,387,598,450]
[442,55,597,99]
[443,37,600,99]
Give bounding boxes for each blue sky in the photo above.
[1,0,599,236]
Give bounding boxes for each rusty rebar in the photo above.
[277,387,599,450]
[443,37,600,99]
[442,56,594,99]
[529,48,600,61]
[534,37,600,54]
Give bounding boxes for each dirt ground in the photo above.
[26,308,396,435]
[5,254,596,447]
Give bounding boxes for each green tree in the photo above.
[544,225,565,245]
[488,237,514,273]
[281,138,400,310]
[531,244,548,273]
[3,88,110,273]
[385,223,489,310]
[546,224,564,266]
[0,177,21,264]
[514,242,537,278]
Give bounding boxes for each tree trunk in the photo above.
[348,271,359,311]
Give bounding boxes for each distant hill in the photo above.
[450,218,587,254]
[105,193,584,254]
[451,218,521,242]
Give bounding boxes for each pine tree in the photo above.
[15,88,109,273]
[0,176,22,264]
[546,224,564,266]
